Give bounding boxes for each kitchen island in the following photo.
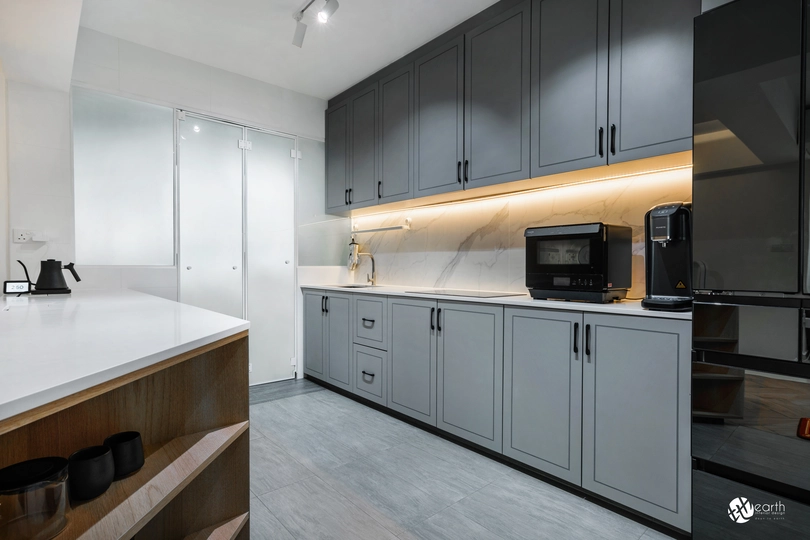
[0,290,250,539]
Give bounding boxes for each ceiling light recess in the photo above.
[291,0,340,47]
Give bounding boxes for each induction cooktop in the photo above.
[405,289,526,298]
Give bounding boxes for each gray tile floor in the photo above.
[248,381,677,540]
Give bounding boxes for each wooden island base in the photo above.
[0,332,250,540]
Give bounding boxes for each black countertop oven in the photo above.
[524,223,632,303]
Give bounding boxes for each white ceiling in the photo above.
[78,0,501,100]
[0,0,84,91]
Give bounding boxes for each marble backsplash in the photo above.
[348,167,693,298]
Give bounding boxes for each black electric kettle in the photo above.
[17,259,81,295]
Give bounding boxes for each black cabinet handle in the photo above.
[321,296,325,313]
[464,160,469,183]
[344,189,348,205]
[348,188,353,204]
[361,370,375,378]
[437,308,442,332]
[610,124,616,156]
[598,127,604,158]
[324,296,329,314]
[430,307,435,331]
[457,161,462,184]
[585,324,591,359]
[378,181,382,199]
[573,322,579,355]
[361,318,375,326]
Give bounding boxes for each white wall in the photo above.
[6,28,328,300]
[0,65,8,283]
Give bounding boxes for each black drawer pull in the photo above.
[324,296,329,314]
[464,160,469,183]
[457,161,462,184]
[378,181,382,199]
[585,324,591,359]
[437,308,442,332]
[610,124,616,156]
[348,188,353,204]
[344,189,348,205]
[361,370,375,378]
[573,322,579,355]
[361,317,375,326]
[598,127,604,158]
[430,307,435,331]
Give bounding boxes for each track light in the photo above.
[292,12,307,48]
[318,0,339,22]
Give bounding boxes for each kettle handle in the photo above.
[63,262,81,283]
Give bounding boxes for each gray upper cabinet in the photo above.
[414,37,465,198]
[378,65,414,204]
[503,308,583,485]
[348,85,379,209]
[582,313,691,530]
[437,302,504,452]
[388,297,438,425]
[464,1,531,189]
[325,293,352,392]
[303,289,326,378]
[607,0,699,163]
[325,102,349,213]
[531,0,609,177]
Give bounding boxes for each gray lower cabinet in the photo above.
[324,293,352,392]
[607,0,699,163]
[303,289,326,378]
[437,302,504,452]
[348,84,379,210]
[582,313,691,530]
[325,102,349,213]
[353,344,387,406]
[531,0,608,177]
[413,37,465,198]
[378,64,414,204]
[388,297,438,425]
[353,294,388,350]
[464,0,531,189]
[503,308,583,485]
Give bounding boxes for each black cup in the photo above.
[104,431,145,479]
[68,446,114,501]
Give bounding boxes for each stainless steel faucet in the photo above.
[347,237,377,286]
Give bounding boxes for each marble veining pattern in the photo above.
[350,169,692,298]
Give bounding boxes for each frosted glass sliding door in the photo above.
[72,87,174,265]
[246,129,296,383]
[178,116,243,318]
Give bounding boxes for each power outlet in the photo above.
[13,229,32,243]
[248,363,253,373]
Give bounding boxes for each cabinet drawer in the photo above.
[353,344,387,406]
[353,295,388,350]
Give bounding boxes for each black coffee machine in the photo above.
[641,202,693,311]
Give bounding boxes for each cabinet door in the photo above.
[503,308,583,485]
[607,0,699,163]
[303,290,325,379]
[325,293,352,392]
[582,314,691,530]
[531,0,608,177]
[437,302,503,452]
[388,298,438,425]
[414,37,464,198]
[464,1,531,189]
[325,101,349,213]
[378,65,414,204]
[349,85,378,209]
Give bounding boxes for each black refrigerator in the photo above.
[692,0,810,538]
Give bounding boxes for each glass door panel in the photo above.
[178,116,244,318]
[246,129,297,383]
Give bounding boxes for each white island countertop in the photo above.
[0,290,249,423]
[301,284,692,321]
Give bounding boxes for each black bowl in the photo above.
[68,446,114,501]
[104,431,144,479]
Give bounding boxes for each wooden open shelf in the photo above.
[62,422,248,539]
[0,334,251,539]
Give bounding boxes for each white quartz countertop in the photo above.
[0,290,249,423]
[301,284,692,321]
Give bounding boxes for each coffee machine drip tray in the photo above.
[641,295,693,312]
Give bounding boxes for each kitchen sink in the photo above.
[332,284,375,289]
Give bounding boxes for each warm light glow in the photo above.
[318,11,329,22]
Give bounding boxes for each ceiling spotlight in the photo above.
[318,0,339,22]
[292,12,307,48]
